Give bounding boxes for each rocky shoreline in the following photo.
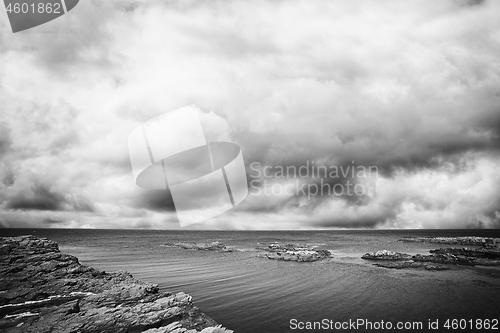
[362,237,500,271]
[0,236,233,333]
[399,236,500,248]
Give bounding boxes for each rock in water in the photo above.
[399,236,500,248]
[164,242,232,252]
[0,235,233,333]
[373,262,450,271]
[430,247,500,259]
[361,250,412,260]
[258,243,332,262]
[412,253,500,266]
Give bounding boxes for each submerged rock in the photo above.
[0,235,233,333]
[258,243,332,262]
[164,242,232,252]
[399,236,500,248]
[361,250,412,260]
[373,262,450,271]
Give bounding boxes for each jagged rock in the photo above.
[164,242,232,252]
[412,253,474,265]
[399,236,500,248]
[258,243,331,262]
[361,250,412,260]
[412,253,500,266]
[142,323,233,333]
[0,236,232,333]
[430,247,500,259]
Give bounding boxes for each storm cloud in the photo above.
[0,0,499,229]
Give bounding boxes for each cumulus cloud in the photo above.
[0,0,499,229]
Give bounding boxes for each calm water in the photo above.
[1,229,499,333]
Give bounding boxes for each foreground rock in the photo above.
[164,242,233,252]
[258,243,332,262]
[0,236,233,333]
[361,250,412,260]
[400,236,500,248]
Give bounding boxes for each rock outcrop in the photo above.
[164,242,232,252]
[258,243,332,262]
[362,246,500,270]
[0,235,233,333]
[412,253,500,267]
[430,247,500,259]
[399,236,500,248]
[361,250,412,260]
[373,262,450,271]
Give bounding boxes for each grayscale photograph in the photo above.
[0,0,499,332]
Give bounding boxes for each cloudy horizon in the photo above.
[1,0,499,230]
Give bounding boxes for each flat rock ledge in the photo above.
[399,236,500,248]
[362,247,500,271]
[373,262,450,271]
[164,242,233,252]
[257,243,332,262]
[361,250,412,260]
[0,236,233,333]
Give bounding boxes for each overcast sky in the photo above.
[0,0,499,229]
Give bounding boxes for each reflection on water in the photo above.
[1,229,500,333]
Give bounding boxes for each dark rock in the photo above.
[0,236,233,333]
[366,242,500,271]
[430,247,500,259]
[399,236,500,248]
[373,262,450,270]
[361,250,412,260]
[412,253,476,266]
[412,253,500,266]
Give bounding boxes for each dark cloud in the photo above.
[0,122,11,157]
[132,189,177,213]
[311,212,397,229]
[2,168,15,187]
[42,218,63,225]
[6,183,65,211]
[5,183,96,213]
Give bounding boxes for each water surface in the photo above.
[1,229,499,333]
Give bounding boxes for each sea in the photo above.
[1,229,499,333]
